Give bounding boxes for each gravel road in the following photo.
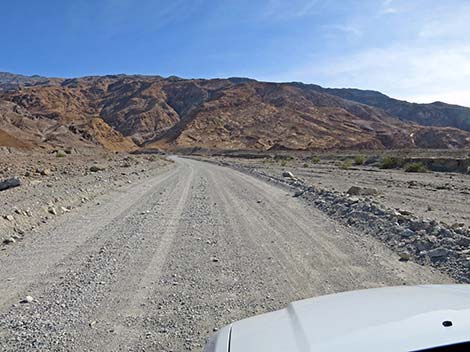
[0,157,452,351]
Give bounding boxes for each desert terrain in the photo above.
[1,72,470,351]
[2,146,469,351]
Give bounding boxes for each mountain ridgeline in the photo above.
[0,72,469,151]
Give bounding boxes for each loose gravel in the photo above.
[0,157,452,351]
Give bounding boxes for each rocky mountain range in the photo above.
[1,72,470,151]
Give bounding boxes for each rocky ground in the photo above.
[0,155,451,352]
[212,155,470,228]
[0,148,172,248]
[203,155,470,283]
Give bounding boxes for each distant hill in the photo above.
[0,72,61,92]
[315,86,470,132]
[0,72,469,151]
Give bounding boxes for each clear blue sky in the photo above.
[1,0,469,106]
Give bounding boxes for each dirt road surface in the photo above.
[0,157,452,351]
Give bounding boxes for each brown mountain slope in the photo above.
[0,98,135,151]
[315,86,470,131]
[151,81,470,150]
[1,74,470,151]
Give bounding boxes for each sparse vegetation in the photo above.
[404,162,428,173]
[274,155,294,161]
[353,155,365,165]
[56,151,66,158]
[339,159,353,170]
[379,156,405,169]
[280,160,287,167]
[303,163,309,168]
[309,156,321,164]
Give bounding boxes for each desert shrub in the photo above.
[274,155,294,161]
[353,155,365,165]
[379,156,405,169]
[56,151,66,158]
[404,162,428,173]
[339,159,353,170]
[280,160,287,167]
[303,163,309,168]
[309,156,320,164]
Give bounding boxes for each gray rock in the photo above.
[90,165,106,172]
[416,240,431,252]
[347,186,378,196]
[38,168,52,176]
[3,214,14,221]
[282,171,294,178]
[401,229,415,238]
[457,236,470,247]
[398,251,411,261]
[3,237,16,244]
[20,295,34,304]
[397,209,412,216]
[451,223,465,230]
[427,247,451,258]
[0,177,21,192]
[439,228,453,237]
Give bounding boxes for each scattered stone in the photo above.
[398,251,411,261]
[89,165,106,172]
[282,171,294,178]
[397,209,412,216]
[211,257,219,263]
[48,207,57,215]
[427,247,451,259]
[401,229,415,238]
[347,186,378,196]
[0,177,21,192]
[38,168,51,176]
[451,223,465,230]
[14,228,25,235]
[3,237,16,244]
[20,296,34,304]
[4,214,14,221]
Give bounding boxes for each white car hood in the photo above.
[222,285,470,352]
